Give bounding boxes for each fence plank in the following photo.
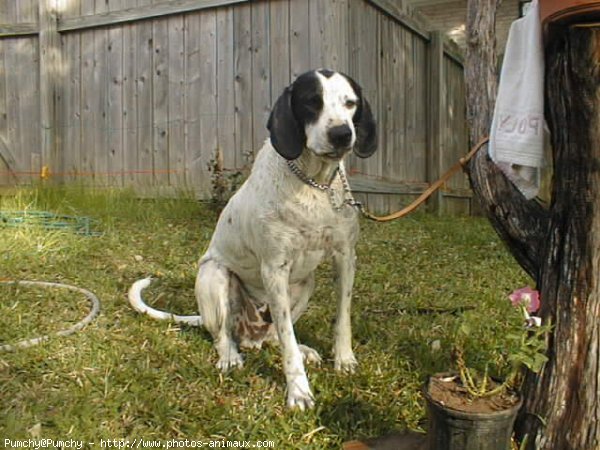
[405,31,416,179]
[20,38,40,180]
[183,10,218,198]
[217,7,235,170]
[393,26,406,180]
[0,13,36,163]
[119,0,137,186]
[441,54,470,215]
[39,0,60,176]
[308,0,325,68]
[233,3,253,167]
[251,1,270,151]
[322,0,348,71]
[153,16,169,185]
[379,15,392,182]
[122,22,137,186]
[5,0,39,182]
[167,14,186,188]
[61,0,81,182]
[136,12,154,187]
[347,0,378,178]
[269,0,290,98]
[107,16,124,186]
[79,0,94,178]
[184,13,201,194]
[289,0,310,80]
[427,31,445,214]
[368,14,392,214]
[199,10,218,197]
[95,0,111,180]
[413,37,427,180]
[93,4,109,185]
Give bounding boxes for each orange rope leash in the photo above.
[359,137,489,222]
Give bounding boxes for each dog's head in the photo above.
[267,69,377,161]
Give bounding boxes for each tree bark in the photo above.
[514,26,600,449]
[465,0,500,146]
[464,0,503,220]
[466,149,548,280]
[466,22,600,448]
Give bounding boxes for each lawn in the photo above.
[0,186,529,449]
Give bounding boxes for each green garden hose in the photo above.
[0,210,101,236]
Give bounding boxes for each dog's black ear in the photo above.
[353,97,377,158]
[267,87,304,160]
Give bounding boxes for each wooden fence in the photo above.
[0,0,470,215]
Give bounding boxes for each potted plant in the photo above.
[423,287,550,450]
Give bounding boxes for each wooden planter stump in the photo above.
[467,4,600,448]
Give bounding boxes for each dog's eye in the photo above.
[345,99,357,109]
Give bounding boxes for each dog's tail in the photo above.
[128,278,203,327]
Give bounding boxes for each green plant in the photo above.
[454,287,551,399]
[209,147,251,206]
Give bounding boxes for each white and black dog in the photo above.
[129,69,377,409]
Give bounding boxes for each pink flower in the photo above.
[509,287,540,313]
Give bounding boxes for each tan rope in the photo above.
[360,137,489,222]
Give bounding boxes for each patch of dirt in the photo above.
[426,373,521,414]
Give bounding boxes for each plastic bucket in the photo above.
[423,383,522,450]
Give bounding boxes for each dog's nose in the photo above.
[328,125,353,148]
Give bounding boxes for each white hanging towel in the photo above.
[488,0,545,199]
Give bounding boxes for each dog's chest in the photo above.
[298,223,335,250]
[289,225,337,280]
[282,202,357,279]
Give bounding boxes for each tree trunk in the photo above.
[464,0,501,218]
[466,23,600,448]
[515,25,600,449]
[465,0,500,146]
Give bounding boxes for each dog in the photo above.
[129,69,377,409]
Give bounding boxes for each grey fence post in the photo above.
[39,0,61,180]
[427,31,445,215]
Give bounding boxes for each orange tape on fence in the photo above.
[0,167,185,179]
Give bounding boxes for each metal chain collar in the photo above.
[286,159,366,213]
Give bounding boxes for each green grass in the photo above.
[0,186,529,448]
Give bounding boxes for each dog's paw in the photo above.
[286,377,315,410]
[216,352,244,372]
[334,353,358,373]
[299,345,322,366]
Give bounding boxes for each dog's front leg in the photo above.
[333,247,358,373]
[262,261,314,410]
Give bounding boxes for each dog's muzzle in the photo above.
[327,125,353,155]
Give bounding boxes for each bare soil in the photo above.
[426,373,521,414]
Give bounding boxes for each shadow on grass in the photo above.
[318,394,397,442]
[320,395,429,449]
